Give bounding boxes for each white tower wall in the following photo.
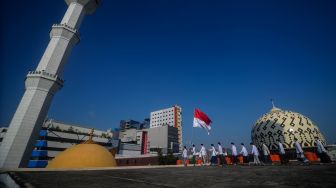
[61,2,85,29]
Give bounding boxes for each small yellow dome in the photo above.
[47,143,117,169]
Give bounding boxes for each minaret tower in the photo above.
[0,0,100,168]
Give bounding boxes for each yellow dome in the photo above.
[47,143,117,169]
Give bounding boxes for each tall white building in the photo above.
[150,105,182,151]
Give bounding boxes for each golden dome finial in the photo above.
[89,128,94,140]
[83,128,95,144]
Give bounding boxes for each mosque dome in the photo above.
[47,130,117,169]
[251,104,326,150]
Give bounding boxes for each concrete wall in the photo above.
[119,128,137,143]
[116,156,158,166]
[148,125,179,154]
[118,143,142,157]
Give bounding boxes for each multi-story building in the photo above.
[150,105,182,151]
[137,130,149,155]
[118,129,149,157]
[119,119,150,130]
[119,128,138,143]
[118,119,150,156]
[118,119,149,145]
[24,119,117,168]
[140,118,151,129]
[119,120,141,131]
[148,125,179,154]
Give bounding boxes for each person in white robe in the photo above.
[209,144,217,166]
[240,143,249,164]
[294,138,309,164]
[250,142,261,165]
[261,141,271,164]
[218,142,226,166]
[190,144,197,166]
[182,146,188,167]
[200,144,207,166]
[277,139,288,164]
[231,142,238,165]
[314,137,331,163]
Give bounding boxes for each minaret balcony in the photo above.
[52,23,76,32]
[50,24,80,45]
[27,70,64,85]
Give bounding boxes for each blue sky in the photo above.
[1,0,335,148]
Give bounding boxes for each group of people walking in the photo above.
[181,137,332,167]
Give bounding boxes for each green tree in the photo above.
[157,148,165,165]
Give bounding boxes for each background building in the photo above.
[119,120,140,130]
[119,119,150,131]
[118,119,150,157]
[150,105,182,151]
[148,125,179,154]
[141,118,151,129]
[29,119,118,168]
[1,106,183,168]
[119,128,137,143]
[118,129,149,156]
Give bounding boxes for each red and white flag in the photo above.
[193,108,212,135]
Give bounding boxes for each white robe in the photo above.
[316,139,327,153]
[295,141,303,154]
[240,146,248,156]
[262,144,270,156]
[231,145,237,156]
[251,145,259,156]
[278,142,285,154]
[210,146,216,156]
[218,145,223,155]
[192,147,196,155]
[200,146,207,156]
[182,148,188,158]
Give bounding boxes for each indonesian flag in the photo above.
[193,108,212,135]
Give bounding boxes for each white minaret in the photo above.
[0,0,100,168]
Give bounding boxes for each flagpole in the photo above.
[191,119,195,166]
[192,108,194,146]
[191,123,194,145]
